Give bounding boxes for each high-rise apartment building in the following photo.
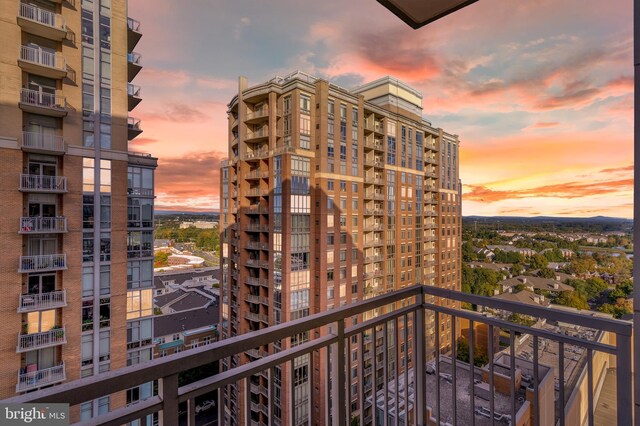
[0,0,156,420]
[219,71,461,425]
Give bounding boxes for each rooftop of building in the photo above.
[376,357,527,424]
[468,262,512,271]
[493,290,550,307]
[498,275,574,292]
[153,305,220,338]
[153,267,219,289]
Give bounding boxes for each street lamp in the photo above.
[376,0,640,422]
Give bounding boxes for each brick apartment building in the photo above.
[219,71,461,425]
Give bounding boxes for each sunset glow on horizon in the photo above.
[129,0,633,218]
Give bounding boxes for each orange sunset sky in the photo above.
[128,0,633,218]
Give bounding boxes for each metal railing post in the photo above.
[159,373,179,426]
[414,289,425,425]
[616,333,633,425]
[332,319,346,426]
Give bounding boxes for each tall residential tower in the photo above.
[220,72,461,425]
[0,0,156,420]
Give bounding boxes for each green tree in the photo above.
[554,291,589,310]
[529,253,548,270]
[462,241,476,262]
[537,267,557,279]
[154,251,170,268]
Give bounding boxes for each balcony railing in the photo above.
[17,363,65,393]
[20,88,66,113]
[18,290,67,313]
[19,254,67,273]
[21,131,65,153]
[19,45,66,72]
[6,286,633,426]
[17,327,66,353]
[19,217,67,234]
[127,17,141,32]
[18,3,66,32]
[20,174,67,193]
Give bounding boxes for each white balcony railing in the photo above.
[17,327,66,352]
[19,254,67,273]
[16,363,65,393]
[19,3,66,31]
[20,45,66,71]
[20,88,66,111]
[128,52,142,66]
[21,131,65,153]
[19,217,67,234]
[18,290,67,313]
[127,17,141,32]
[128,83,141,98]
[20,174,67,192]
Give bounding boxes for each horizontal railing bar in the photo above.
[422,302,618,355]
[7,285,421,405]
[76,395,162,426]
[422,286,632,336]
[344,303,418,338]
[178,334,337,402]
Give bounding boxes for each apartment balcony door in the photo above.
[28,194,57,217]
[24,347,56,370]
[27,74,57,107]
[28,237,57,257]
[29,155,57,178]
[28,273,56,295]
[26,309,56,334]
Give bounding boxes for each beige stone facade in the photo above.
[219,72,461,426]
[0,0,156,420]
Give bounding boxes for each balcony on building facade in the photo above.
[244,149,269,161]
[245,108,271,124]
[19,174,67,193]
[127,17,142,51]
[245,241,269,251]
[128,116,143,139]
[19,217,67,234]
[16,363,66,393]
[7,285,634,426]
[245,128,270,143]
[19,88,67,117]
[19,254,67,273]
[20,131,65,154]
[128,83,142,111]
[127,52,142,81]
[18,45,67,79]
[246,205,269,215]
[245,294,269,305]
[18,3,67,40]
[244,224,269,233]
[17,327,66,353]
[245,277,268,287]
[245,259,269,269]
[18,290,67,313]
[244,312,269,324]
[245,170,269,180]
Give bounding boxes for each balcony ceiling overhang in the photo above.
[376,0,478,28]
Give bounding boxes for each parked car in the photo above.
[195,400,215,414]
